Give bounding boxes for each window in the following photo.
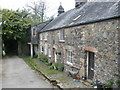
[48,48,51,57]
[40,34,42,40]
[42,33,45,40]
[44,33,48,40]
[67,51,74,65]
[40,46,44,53]
[59,30,65,41]
[44,45,48,55]
[73,15,81,21]
[32,28,36,37]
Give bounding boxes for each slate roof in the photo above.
[36,19,53,32]
[40,1,120,32]
[31,19,52,44]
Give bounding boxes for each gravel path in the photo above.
[2,56,53,88]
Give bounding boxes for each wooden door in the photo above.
[87,52,94,80]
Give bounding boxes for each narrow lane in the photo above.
[2,56,53,88]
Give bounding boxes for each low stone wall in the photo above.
[18,42,30,56]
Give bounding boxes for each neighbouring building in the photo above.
[28,20,52,58]
[29,0,120,86]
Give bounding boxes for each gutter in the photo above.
[39,16,120,33]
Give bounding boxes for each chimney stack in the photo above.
[75,0,87,8]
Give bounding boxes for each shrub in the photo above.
[33,55,38,58]
[49,65,54,70]
[102,79,113,88]
[44,62,50,66]
[116,80,120,88]
[38,54,48,63]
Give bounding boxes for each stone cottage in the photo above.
[29,0,120,85]
[28,20,52,57]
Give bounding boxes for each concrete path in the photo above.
[2,56,53,88]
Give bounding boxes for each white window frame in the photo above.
[44,33,48,41]
[40,46,43,53]
[40,33,42,40]
[48,48,51,57]
[67,51,74,66]
[42,33,45,40]
[59,30,65,42]
[44,45,48,55]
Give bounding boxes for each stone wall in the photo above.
[86,20,119,83]
[18,42,30,56]
[64,19,119,83]
[39,19,119,84]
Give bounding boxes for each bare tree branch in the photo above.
[26,0,46,23]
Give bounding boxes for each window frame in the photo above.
[32,28,36,37]
[44,45,48,55]
[40,46,44,53]
[67,51,74,66]
[40,33,42,40]
[44,33,48,41]
[48,48,51,57]
[59,29,65,42]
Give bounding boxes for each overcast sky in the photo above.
[0,0,75,17]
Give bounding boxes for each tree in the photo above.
[0,11,2,57]
[26,0,46,25]
[1,9,33,54]
[1,9,32,41]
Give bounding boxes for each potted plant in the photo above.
[116,80,120,88]
[53,62,64,71]
[38,54,48,63]
[102,79,113,90]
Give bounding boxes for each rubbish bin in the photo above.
[96,81,103,90]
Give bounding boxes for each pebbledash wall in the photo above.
[39,19,119,83]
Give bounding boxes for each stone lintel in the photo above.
[83,46,97,53]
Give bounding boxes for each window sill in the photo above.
[48,56,51,58]
[66,61,73,66]
[44,39,47,41]
[59,40,65,43]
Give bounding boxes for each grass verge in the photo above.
[19,56,60,76]
[19,56,89,88]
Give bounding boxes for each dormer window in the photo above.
[59,30,65,42]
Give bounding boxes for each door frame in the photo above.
[86,51,94,80]
[53,48,57,62]
[55,52,57,62]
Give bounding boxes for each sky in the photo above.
[0,0,75,17]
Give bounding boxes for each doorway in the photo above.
[86,51,95,80]
[53,48,57,62]
[4,39,18,55]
